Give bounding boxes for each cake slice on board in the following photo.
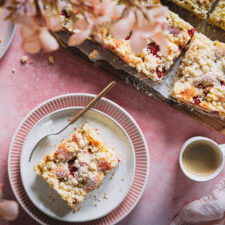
[208,0,225,31]
[98,11,194,82]
[169,0,217,19]
[171,32,225,119]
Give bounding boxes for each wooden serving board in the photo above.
[59,0,225,135]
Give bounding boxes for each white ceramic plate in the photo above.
[8,94,149,225]
[0,9,16,58]
[20,107,135,222]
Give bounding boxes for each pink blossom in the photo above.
[14,14,59,54]
[0,200,19,221]
[110,6,169,55]
[9,0,169,54]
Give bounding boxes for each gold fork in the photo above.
[28,81,116,162]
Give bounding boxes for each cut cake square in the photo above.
[34,124,119,208]
[171,32,225,118]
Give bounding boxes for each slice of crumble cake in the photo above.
[170,0,217,19]
[171,32,225,118]
[208,0,225,31]
[34,124,119,208]
[97,11,194,82]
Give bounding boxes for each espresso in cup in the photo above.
[182,142,221,177]
[179,137,225,182]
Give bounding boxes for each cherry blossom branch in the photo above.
[2,0,169,55]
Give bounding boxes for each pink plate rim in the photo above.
[8,93,149,225]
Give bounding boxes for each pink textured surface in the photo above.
[0,30,225,225]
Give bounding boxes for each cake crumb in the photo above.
[104,192,108,199]
[121,177,125,181]
[21,56,28,63]
[110,175,113,179]
[12,68,16,73]
[48,55,55,64]
[88,50,98,61]
[95,203,98,207]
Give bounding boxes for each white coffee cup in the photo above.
[179,136,225,182]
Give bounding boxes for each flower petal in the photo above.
[69,0,79,4]
[130,33,148,54]
[0,200,19,221]
[68,28,92,46]
[111,4,126,20]
[39,28,59,52]
[154,32,168,55]
[20,25,36,40]
[94,0,116,17]
[21,38,41,54]
[95,15,111,24]
[45,14,62,32]
[74,17,89,30]
[13,13,37,29]
[109,10,135,40]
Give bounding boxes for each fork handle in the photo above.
[70,81,116,124]
[58,81,116,134]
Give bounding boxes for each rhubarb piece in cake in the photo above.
[208,0,225,31]
[170,0,217,19]
[34,124,119,208]
[98,11,194,82]
[171,32,225,118]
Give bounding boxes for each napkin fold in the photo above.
[170,179,225,225]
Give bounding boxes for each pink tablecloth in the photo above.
[0,30,225,225]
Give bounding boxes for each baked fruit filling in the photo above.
[171,32,225,118]
[34,124,119,208]
[96,11,194,82]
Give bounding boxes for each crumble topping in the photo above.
[170,0,216,19]
[208,0,225,31]
[97,11,194,82]
[34,123,119,208]
[88,50,99,61]
[171,32,225,118]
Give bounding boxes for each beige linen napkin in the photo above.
[170,179,225,225]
